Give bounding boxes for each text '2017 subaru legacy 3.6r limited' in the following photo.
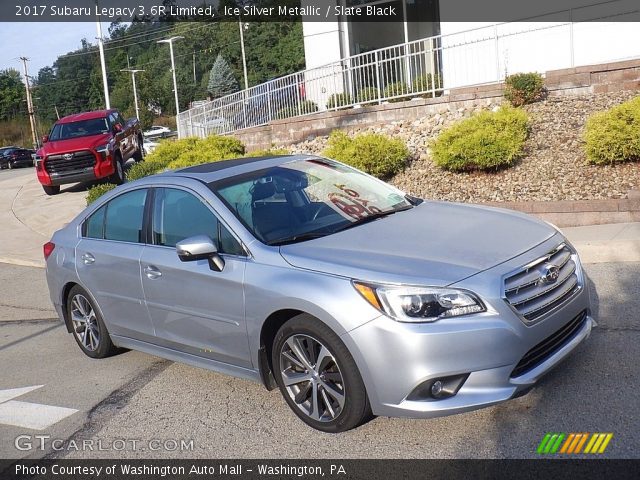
[44,155,593,432]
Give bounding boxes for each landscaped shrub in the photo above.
[584,96,640,164]
[323,131,409,179]
[276,100,318,119]
[86,183,116,205]
[383,81,410,102]
[326,93,353,110]
[126,158,169,182]
[430,105,529,171]
[504,72,545,107]
[166,135,246,170]
[356,87,380,104]
[412,73,442,97]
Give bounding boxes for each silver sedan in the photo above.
[44,155,593,432]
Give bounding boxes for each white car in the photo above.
[143,140,159,155]
[143,125,172,138]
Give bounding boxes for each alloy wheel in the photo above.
[279,334,345,422]
[70,294,100,352]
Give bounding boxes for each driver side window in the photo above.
[152,188,244,256]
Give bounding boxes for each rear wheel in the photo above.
[133,135,144,162]
[7,161,12,169]
[66,285,118,359]
[272,314,372,433]
[109,154,125,185]
[42,185,60,196]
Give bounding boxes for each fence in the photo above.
[177,4,640,138]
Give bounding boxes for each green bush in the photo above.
[86,183,116,205]
[412,73,443,97]
[276,100,318,119]
[323,131,409,179]
[166,135,246,170]
[504,72,545,107]
[356,87,380,104]
[326,93,353,110]
[383,81,410,102]
[126,159,168,182]
[584,96,640,164]
[430,106,529,171]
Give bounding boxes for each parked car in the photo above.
[35,109,144,195]
[0,147,35,169]
[143,125,172,138]
[44,154,593,432]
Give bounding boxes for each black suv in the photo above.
[0,147,35,169]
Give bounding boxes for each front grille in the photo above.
[45,150,96,175]
[511,310,587,378]
[504,243,580,322]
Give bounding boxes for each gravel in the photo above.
[288,91,640,202]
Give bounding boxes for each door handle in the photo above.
[81,253,95,265]
[144,265,162,279]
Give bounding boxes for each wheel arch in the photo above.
[60,281,107,335]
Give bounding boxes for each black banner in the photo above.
[3,0,640,22]
[1,459,639,480]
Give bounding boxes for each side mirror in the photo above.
[175,235,225,272]
[113,123,123,133]
[42,135,49,143]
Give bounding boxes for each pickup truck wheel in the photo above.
[7,162,12,169]
[42,185,60,196]
[110,155,125,185]
[133,136,144,162]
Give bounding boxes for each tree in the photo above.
[0,69,26,120]
[207,54,238,99]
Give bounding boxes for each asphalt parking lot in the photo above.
[0,261,638,460]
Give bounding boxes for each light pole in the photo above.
[157,36,184,137]
[121,68,144,120]
[19,56,38,149]
[238,20,249,92]
[95,7,110,109]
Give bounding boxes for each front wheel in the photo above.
[272,314,372,433]
[42,185,60,196]
[109,154,125,185]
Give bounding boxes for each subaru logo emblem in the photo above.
[62,153,74,160]
[540,264,560,284]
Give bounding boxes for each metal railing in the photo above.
[177,2,639,138]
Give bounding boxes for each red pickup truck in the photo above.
[35,109,144,195]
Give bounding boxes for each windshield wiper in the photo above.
[269,231,328,246]
[331,205,414,234]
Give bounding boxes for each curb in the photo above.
[0,257,44,269]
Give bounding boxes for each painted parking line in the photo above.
[0,386,78,430]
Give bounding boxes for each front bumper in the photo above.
[341,235,593,419]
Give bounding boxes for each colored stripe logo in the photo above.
[537,433,613,454]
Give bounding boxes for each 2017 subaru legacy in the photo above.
[44,155,592,432]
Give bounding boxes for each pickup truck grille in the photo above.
[511,310,587,378]
[45,150,96,175]
[504,244,580,322]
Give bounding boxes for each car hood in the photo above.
[40,133,111,156]
[279,201,556,286]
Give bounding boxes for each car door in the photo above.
[140,187,251,367]
[76,188,155,342]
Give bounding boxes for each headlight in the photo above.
[353,282,485,323]
[95,144,111,158]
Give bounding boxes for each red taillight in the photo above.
[43,242,55,260]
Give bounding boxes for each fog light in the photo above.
[431,380,444,397]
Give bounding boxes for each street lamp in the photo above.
[157,36,184,137]
[121,68,144,121]
[238,20,249,92]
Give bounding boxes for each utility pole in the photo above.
[158,36,184,137]
[54,105,60,120]
[193,51,197,84]
[95,5,110,109]
[121,69,144,120]
[19,57,38,149]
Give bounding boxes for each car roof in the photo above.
[165,154,317,184]
[57,109,116,124]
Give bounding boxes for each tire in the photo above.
[7,161,12,169]
[133,136,144,162]
[66,285,118,359]
[109,154,125,185]
[42,185,60,196]
[272,314,372,433]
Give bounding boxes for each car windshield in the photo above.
[49,118,109,141]
[212,158,414,245]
